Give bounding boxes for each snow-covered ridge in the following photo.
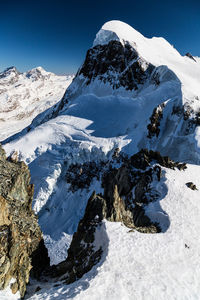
[0,66,74,140]
[93,20,148,47]
[93,20,200,98]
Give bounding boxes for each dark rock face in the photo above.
[102,163,159,232]
[49,192,105,283]
[130,149,187,170]
[0,144,49,297]
[77,40,155,90]
[48,149,187,284]
[66,161,107,192]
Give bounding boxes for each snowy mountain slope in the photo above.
[0,66,73,140]
[4,22,200,162]
[26,164,200,300]
[1,20,200,299]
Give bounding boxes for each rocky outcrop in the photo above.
[130,149,187,170]
[49,192,105,283]
[186,182,197,190]
[49,149,187,284]
[101,150,166,232]
[185,52,196,62]
[172,104,200,136]
[77,40,155,90]
[147,103,165,138]
[66,161,107,192]
[0,144,49,297]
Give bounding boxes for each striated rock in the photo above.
[48,177,157,284]
[0,144,49,298]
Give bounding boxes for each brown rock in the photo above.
[0,144,50,297]
[11,281,18,294]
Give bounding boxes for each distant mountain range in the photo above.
[0,66,73,140]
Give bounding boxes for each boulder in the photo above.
[186,182,197,190]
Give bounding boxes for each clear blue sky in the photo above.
[0,0,199,75]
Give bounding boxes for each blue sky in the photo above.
[0,0,200,75]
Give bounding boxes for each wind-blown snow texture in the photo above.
[1,20,200,299]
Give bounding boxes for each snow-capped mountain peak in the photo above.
[93,20,145,47]
[93,20,200,97]
[93,20,180,64]
[0,65,20,76]
[25,66,54,80]
[0,66,21,85]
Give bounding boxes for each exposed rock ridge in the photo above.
[147,103,165,138]
[0,144,49,297]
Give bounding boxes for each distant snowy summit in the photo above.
[0,65,72,84]
[25,66,65,81]
[0,66,74,140]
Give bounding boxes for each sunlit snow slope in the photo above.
[1,20,200,300]
[0,66,73,140]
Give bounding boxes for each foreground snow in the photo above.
[24,165,200,300]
